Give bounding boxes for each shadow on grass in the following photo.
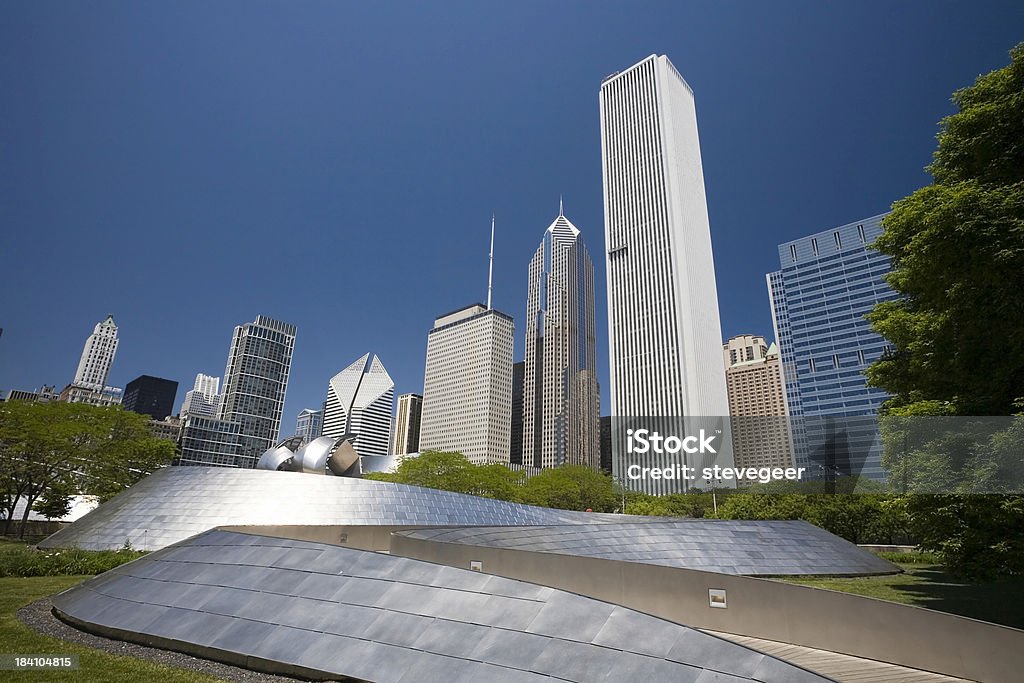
[889,566,1024,630]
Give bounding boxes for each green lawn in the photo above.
[0,573,223,682]
[780,564,1024,630]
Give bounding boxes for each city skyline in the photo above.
[2,4,1023,432]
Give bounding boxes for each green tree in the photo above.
[519,465,618,512]
[0,401,174,537]
[867,43,1024,415]
[865,44,1024,577]
[366,451,478,494]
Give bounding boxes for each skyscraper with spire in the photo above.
[521,203,599,469]
[418,217,514,465]
[600,55,731,493]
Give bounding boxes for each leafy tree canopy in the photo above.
[0,401,174,537]
[867,43,1024,416]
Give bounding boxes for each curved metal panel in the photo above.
[52,530,828,683]
[395,521,900,576]
[38,466,613,551]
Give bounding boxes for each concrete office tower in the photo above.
[180,373,220,417]
[73,315,119,390]
[295,408,323,442]
[391,393,423,456]
[723,335,793,476]
[522,207,600,469]
[767,213,896,481]
[322,353,394,458]
[419,304,514,465]
[122,375,178,420]
[600,55,731,492]
[218,316,296,468]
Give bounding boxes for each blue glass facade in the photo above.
[768,213,898,481]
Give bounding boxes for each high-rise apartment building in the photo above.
[122,375,178,420]
[73,315,119,390]
[294,408,323,442]
[600,55,731,492]
[522,208,599,469]
[217,315,296,468]
[767,213,896,480]
[722,335,793,476]
[419,304,514,465]
[391,393,423,456]
[322,353,394,458]
[180,373,220,417]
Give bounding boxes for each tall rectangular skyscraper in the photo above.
[767,213,896,480]
[600,55,731,492]
[419,304,514,465]
[218,315,296,468]
[391,393,423,456]
[522,208,599,469]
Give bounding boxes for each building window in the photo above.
[834,231,842,249]
[857,349,866,364]
[790,244,798,262]
[811,238,818,256]
[857,224,866,243]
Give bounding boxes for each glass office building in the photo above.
[767,213,897,481]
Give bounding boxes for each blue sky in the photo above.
[2,2,1022,434]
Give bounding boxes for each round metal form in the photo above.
[256,446,296,472]
[296,436,339,474]
[325,438,360,476]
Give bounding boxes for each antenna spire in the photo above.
[487,214,495,310]
[559,194,564,217]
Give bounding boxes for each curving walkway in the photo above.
[706,630,976,683]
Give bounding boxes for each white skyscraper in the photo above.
[180,373,221,417]
[322,353,394,458]
[73,315,119,390]
[600,55,731,492]
[521,206,599,470]
[419,304,514,465]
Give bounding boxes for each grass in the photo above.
[780,562,1024,630]
[0,576,224,682]
[0,539,146,578]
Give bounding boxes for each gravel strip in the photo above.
[18,597,305,682]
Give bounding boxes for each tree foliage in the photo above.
[0,401,174,537]
[867,43,1024,415]
[865,44,1024,577]
[367,451,621,512]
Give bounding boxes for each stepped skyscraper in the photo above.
[73,315,119,390]
[600,55,731,493]
[520,205,599,469]
[322,353,394,458]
